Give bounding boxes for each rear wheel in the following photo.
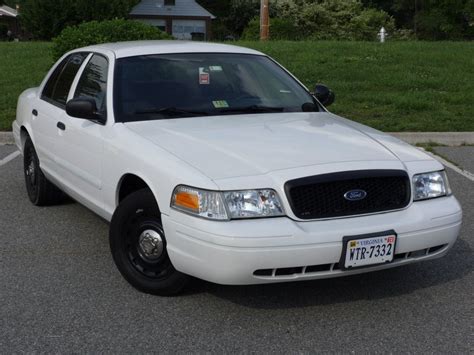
[109,189,189,296]
[23,137,64,206]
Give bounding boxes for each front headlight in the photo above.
[171,186,285,220]
[223,189,285,219]
[413,170,451,201]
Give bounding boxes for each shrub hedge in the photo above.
[52,19,171,60]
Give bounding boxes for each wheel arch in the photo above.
[20,126,31,150]
[116,173,161,210]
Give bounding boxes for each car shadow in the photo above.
[50,196,472,309]
[182,238,472,309]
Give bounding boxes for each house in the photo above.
[0,5,20,36]
[130,0,216,40]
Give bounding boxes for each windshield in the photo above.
[114,53,319,122]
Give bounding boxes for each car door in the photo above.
[32,53,89,175]
[54,53,109,211]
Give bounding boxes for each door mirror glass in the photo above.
[314,84,335,107]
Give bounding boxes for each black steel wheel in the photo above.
[109,188,189,296]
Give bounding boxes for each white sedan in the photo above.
[13,41,462,295]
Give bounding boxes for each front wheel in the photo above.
[109,189,189,296]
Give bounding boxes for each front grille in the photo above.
[285,170,411,220]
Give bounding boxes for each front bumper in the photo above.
[163,195,462,285]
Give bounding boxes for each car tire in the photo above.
[109,188,189,296]
[23,137,64,206]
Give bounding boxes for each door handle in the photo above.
[57,122,66,131]
[32,109,38,116]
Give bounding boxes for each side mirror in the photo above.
[314,84,335,107]
[66,97,105,122]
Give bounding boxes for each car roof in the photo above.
[77,40,265,59]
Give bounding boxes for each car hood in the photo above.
[125,112,409,180]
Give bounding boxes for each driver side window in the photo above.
[74,54,109,113]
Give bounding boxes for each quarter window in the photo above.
[74,54,109,113]
[42,53,88,108]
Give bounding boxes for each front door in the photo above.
[55,54,109,212]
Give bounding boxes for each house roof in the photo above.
[0,5,18,17]
[130,0,216,19]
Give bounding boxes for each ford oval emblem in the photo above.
[344,189,367,201]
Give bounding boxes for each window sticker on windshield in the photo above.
[199,67,210,85]
[280,89,292,94]
[209,66,223,72]
[212,100,229,108]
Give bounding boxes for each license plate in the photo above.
[341,230,397,270]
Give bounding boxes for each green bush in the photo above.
[348,7,396,41]
[392,29,416,41]
[52,19,171,60]
[241,17,300,40]
[269,0,395,41]
[241,18,261,41]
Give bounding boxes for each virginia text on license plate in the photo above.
[342,231,397,269]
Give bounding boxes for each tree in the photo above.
[415,0,474,39]
[226,0,261,36]
[20,0,76,39]
[0,0,24,6]
[19,0,139,40]
[362,0,474,39]
[197,0,262,39]
[70,0,140,23]
[196,0,231,18]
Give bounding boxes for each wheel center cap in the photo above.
[138,230,164,260]
[27,162,35,181]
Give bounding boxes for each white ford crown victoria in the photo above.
[13,41,462,295]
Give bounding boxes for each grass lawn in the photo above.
[0,40,473,131]
[0,42,54,131]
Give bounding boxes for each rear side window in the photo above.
[42,53,88,108]
[74,54,109,113]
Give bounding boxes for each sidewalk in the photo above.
[0,132,14,145]
[388,132,474,146]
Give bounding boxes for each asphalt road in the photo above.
[0,145,472,353]
[434,146,474,173]
[0,145,17,160]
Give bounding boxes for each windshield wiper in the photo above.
[218,105,285,114]
[135,107,209,117]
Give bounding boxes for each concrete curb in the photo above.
[388,132,474,146]
[1,131,473,146]
[0,132,14,145]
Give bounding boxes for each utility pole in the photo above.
[260,0,270,41]
[414,0,418,38]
